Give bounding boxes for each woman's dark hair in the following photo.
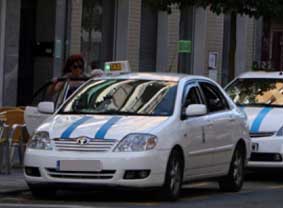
[63,54,85,74]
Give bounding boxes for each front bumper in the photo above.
[24,148,170,188]
[247,135,283,168]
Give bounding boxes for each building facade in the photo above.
[0,0,257,106]
[259,17,283,71]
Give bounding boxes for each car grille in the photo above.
[250,153,282,162]
[46,168,116,179]
[249,132,275,138]
[54,138,117,152]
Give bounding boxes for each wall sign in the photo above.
[208,52,218,69]
[177,40,192,53]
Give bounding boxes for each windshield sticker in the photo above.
[250,107,272,133]
[95,116,122,139]
[61,116,92,138]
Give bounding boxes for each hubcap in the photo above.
[233,150,243,185]
[169,157,181,195]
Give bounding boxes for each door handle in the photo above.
[229,116,236,122]
[207,122,213,128]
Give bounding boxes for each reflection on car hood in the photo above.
[241,106,283,132]
[37,115,168,141]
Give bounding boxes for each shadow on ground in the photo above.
[12,169,283,205]
[245,169,283,183]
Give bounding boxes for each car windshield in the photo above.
[59,79,178,116]
[226,78,283,107]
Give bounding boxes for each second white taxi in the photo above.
[226,71,283,168]
[24,73,250,200]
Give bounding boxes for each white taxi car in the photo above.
[226,71,283,168]
[24,73,250,200]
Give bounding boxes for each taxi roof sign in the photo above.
[104,61,131,75]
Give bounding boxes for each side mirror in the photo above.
[38,101,54,114]
[185,104,207,117]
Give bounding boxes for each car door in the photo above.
[24,80,68,135]
[198,81,234,173]
[181,82,214,179]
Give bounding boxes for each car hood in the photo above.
[241,106,283,132]
[37,115,168,141]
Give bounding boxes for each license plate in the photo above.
[57,160,102,172]
[252,143,259,152]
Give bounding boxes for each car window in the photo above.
[183,86,202,108]
[31,81,65,106]
[60,79,178,116]
[31,82,52,106]
[226,78,283,107]
[199,82,229,113]
[55,80,86,109]
[66,80,86,98]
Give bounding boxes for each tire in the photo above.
[161,149,183,201]
[218,145,245,192]
[28,184,57,199]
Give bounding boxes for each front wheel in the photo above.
[161,149,183,201]
[218,145,245,192]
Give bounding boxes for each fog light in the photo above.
[124,170,150,180]
[25,167,41,177]
[274,154,282,161]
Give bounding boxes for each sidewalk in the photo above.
[0,168,29,195]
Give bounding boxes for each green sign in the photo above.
[177,40,192,53]
[104,63,111,72]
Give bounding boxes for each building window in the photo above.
[139,0,158,71]
[81,0,114,69]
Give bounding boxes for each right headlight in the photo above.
[276,126,283,136]
[114,133,158,152]
[27,131,53,150]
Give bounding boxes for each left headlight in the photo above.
[27,131,53,150]
[114,133,158,152]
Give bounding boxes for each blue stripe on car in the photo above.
[95,116,122,139]
[250,107,272,133]
[61,116,92,138]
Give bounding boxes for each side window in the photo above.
[32,80,67,108]
[199,82,229,113]
[183,86,202,108]
[31,83,51,106]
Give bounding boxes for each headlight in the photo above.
[27,131,53,150]
[114,134,158,152]
[277,126,283,136]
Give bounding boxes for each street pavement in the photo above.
[1,169,283,207]
[0,168,28,195]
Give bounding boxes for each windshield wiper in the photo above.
[92,110,151,116]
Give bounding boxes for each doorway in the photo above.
[271,31,283,70]
[18,0,56,106]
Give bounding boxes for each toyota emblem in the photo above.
[76,137,90,145]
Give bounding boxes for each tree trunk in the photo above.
[228,12,237,81]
